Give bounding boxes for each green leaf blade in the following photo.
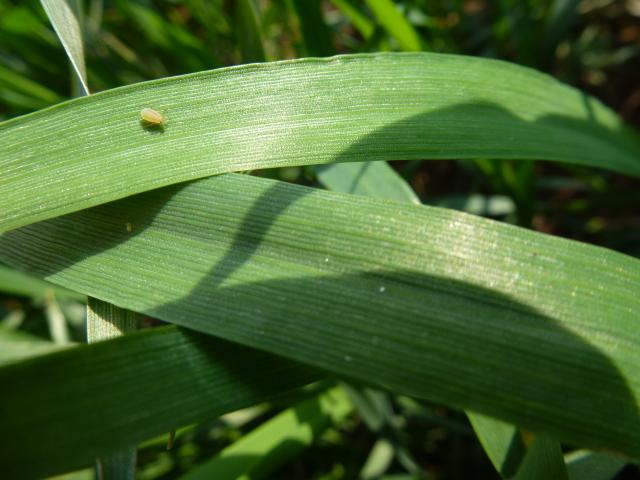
[0,326,319,479]
[364,0,423,51]
[2,174,638,458]
[40,0,89,95]
[315,161,420,203]
[181,387,352,480]
[2,53,639,233]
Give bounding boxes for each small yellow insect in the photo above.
[140,107,166,126]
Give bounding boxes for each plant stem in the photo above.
[87,297,139,480]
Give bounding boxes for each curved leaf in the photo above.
[565,450,626,480]
[315,161,420,203]
[514,436,568,480]
[0,325,318,479]
[0,329,69,366]
[0,263,83,300]
[181,387,352,480]
[468,413,525,477]
[1,174,638,458]
[40,0,89,95]
[365,0,423,51]
[1,53,639,233]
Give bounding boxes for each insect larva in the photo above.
[126,222,133,232]
[140,108,166,126]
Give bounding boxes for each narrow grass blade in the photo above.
[538,0,581,67]
[289,0,334,56]
[181,386,352,480]
[2,53,639,233]
[565,450,626,480]
[40,0,89,95]
[428,194,515,216]
[0,64,63,105]
[467,413,524,478]
[0,263,83,300]
[514,436,568,480]
[2,174,638,458]
[331,0,375,38]
[316,161,419,203]
[0,328,68,366]
[470,414,568,480]
[45,289,71,344]
[0,326,319,479]
[364,0,423,51]
[235,0,266,63]
[360,439,395,479]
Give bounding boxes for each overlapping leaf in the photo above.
[2,53,639,233]
[1,173,638,458]
[0,325,319,478]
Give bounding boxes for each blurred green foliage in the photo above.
[1,1,639,478]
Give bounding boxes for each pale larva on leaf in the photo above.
[140,108,166,127]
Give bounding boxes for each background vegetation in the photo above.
[1,0,639,479]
